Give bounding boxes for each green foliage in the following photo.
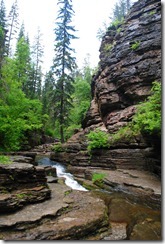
[64,64,92,140]
[52,0,77,143]
[16,193,26,199]
[111,126,137,144]
[87,129,109,151]
[111,0,132,22]
[92,172,106,183]
[64,190,72,196]
[131,41,140,50]
[14,36,32,96]
[97,0,132,42]
[51,143,63,152]
[117,27,122,33]
[103,43,114,52]
[149,10,156,16]
[0,59,43,151]
[0,155,12,164]
[132,81,161,136]
[110,18,124,28]
[65,124,81,140]
[110,82,161,144]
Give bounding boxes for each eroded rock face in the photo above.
[51,0,161,175]
[84,0,161,131]
[0,183,109,240]
[0,162,51,213]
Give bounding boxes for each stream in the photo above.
[37,157,88,191]
[36,157,161,240]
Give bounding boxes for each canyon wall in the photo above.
[51,0,161,175]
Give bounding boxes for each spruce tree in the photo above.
[0,0,7,73]
[112,0,132,22]
[52,0,77,142]
[31,28,44,99]
[6,0,19,56]
[14,27,32,96]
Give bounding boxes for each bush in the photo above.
[51,143,63,152]
[110,81,161,145]
[92,172,106,183]
[131,41,140,50]
[111,126,137,144]
[87,129,109,151]
[0,155,12,164]
[132,81,161,136]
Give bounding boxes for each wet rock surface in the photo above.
[0,183,109,240]
[0,162,51,213]
[69,166,161,208]
[0,154,161,240]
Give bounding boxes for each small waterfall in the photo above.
[37,157,88,191]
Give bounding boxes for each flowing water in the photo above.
[37,157,88,191]
[37,157,161,240]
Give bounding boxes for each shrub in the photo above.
[132,81,161,136]
[111,126,137,144]
[92,172,106,184]
[104,43,114,52]
[51,143,63,152]
[131,41,140,50]
[87,129,109,151]
[0,155,12,164]
[110,81,161,144]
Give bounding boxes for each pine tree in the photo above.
[6,0,19,56]
[52,0,77,142]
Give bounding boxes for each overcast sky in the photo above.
[4,0,120,72]
[4,0,143,73]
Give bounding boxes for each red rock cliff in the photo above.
[51,0,161,175]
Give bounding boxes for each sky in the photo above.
[4,0,145,74]
[4,0,120,72]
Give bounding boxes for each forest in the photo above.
[0,0,161,151]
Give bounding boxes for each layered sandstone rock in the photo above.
[0,162,51,213]
[0,183,109,240]
[51,0,161,175]
[83,0,161,131]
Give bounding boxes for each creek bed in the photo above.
[37,157,161,240]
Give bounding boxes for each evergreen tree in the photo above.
[65,64,92,138]
[111,0,132,22]
[31,27,44,99]
[42,70,54,116]
[41,70,55,136]
[18,22,25,40]
[14,28,32,96]
[6,0,19,56]
[0,0,7,73]
[0,0,6,29]
[52,0,77,142]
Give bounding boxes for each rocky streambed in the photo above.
[0,153,161,240]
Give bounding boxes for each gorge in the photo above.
[0,0,161,241]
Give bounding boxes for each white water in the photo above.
[37,157,88,191]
